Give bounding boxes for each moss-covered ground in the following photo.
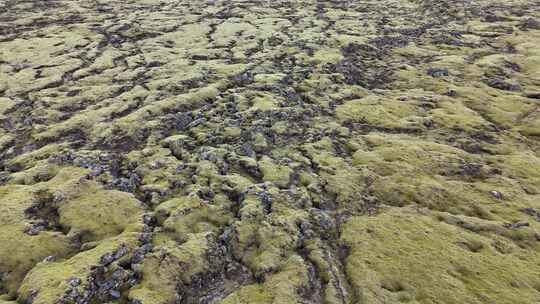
[1,0,540,303]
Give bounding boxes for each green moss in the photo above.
[250,94,279,112]
[19,233,139,304]
[6,144,65,171]
[353,134,475,175]
[341,207,540,304]
[9,163,61,185]
[212,20,257,47]
[0,166,147,299]
[302,138,369,207]
[429,99,492,132]
[258,156,292,189]
[336,95,423,129]
[254,73,286,84]
[305,239,353,304]
[491,152,540,194]
[58,181,145,242]
[158,195,232,242]
[0,223,74,297]
[221,285,273,304]
[221,255,310,304]
[223,126,242,139]
[311,48,344,64]
[129,233,213,303]
[0,98,15,116]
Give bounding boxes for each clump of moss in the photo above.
[0,166,147,300]
[18,233,140,304]
[336,95,423,130]
[221,255,311,304]
[258,156,292,189]
[341,207,540,304]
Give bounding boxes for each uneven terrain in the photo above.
[1,0,540,303]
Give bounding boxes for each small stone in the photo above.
[109,290,121,299]
[252,133,268,152]
[142,213,156,226]
[186,118,205,129]
[519,18,540,30]
[503,222,529,229]
[489,190,503,199]
[484,77,521,91]
[24,224,44,236]
[240,143,255,157]
[427,67,449,77]
[520,208,540,222]
[42,255,55,262]
[100,253,115,265]
[67,277,82,287]
[445,89,457,97]
[524,91,540,99]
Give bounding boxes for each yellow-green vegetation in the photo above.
[1,0,540,303]
[0,166,146,302]
[341,207,540,304]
